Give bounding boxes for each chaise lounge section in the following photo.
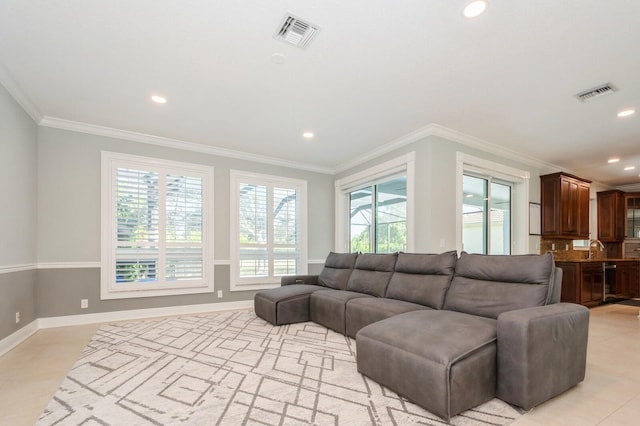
[253,251,589,420]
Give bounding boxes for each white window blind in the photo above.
[102,152,213,299]
[231,171,307,291]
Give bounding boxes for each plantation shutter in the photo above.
[238,183,269,278]
[116,168,160,283]
[237,181,300,280]
[273,186,299,275]
[165,174,204,280]
[115,168,204,284]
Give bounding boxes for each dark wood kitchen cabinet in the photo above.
[626,193,640,239]
[597,190,626,242]
[615,261,639,298]
[580,262,604,306]
[556,261,603,307]
[541,173,591,239]
[556,261,579,304]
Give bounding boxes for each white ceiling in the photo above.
[1,0,639,185]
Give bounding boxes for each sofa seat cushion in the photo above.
[254,284,323,325]
[310,289,373,334]
[345,297,431,338]
[356,310,497,420]
[443,252,556,319]
[385,251,457,309]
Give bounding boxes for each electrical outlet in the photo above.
[439,239,446,248]
[217,290,223,298]
[15,312,20,324]
[81,299,88,309]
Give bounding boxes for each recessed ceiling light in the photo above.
[151,95,167,104]
[608,158,620,163]
[624,166,636,171]
[271,53,286,64]
[463,0,488,18]
[302,132,314,139]
[617,109,636,117]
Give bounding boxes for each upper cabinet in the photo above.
[597,190,626,242]
[541,172,591,239]
[597,191,640,242]
[626,194,640,239]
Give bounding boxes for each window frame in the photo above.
[229,170,308,291]
[335,152,415,253]
[456,152,530,255]
[462,172,513,255]
[100,151,214,300]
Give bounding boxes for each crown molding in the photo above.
[39,116,335,175]
[334,124,435,174]
[335,122,564,175]
[427,124,561,172]
[0,62,43,123]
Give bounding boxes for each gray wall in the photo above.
[336,134,547,254]
[36,127,333,317]
[0,83,38,339]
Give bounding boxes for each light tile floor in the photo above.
[0,304,638,426]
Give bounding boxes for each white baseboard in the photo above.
[38,300,254,329]
[0,320,39,357]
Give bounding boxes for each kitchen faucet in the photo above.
[588,239,605,259]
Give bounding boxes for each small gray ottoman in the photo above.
[254,284,323,325]
[356,310,498,421]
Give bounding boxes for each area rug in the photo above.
[37,310,521,425]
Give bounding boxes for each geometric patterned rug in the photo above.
[37,310,521,425]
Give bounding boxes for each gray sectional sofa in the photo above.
[254,251,589,420]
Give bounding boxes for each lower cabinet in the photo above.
[615,261,639,298]
[557,260,640,306]
[556,261,604,307]
[557,262,579,304]
[580,262,604,306]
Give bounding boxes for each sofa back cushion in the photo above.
[317,252,358,290]
[385,251,457,309]
[443,252,555,319]
[346,253,398,297]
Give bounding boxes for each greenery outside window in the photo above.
[336,152,415,254]
[349,177,407,253]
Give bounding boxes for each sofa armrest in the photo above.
[280,275,319,286]
[496,303,589,410]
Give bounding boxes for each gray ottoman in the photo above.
[254,284,323,325]
[356,310,498,421]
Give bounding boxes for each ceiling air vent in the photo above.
[575,83,617,102]
[274,14,320,49]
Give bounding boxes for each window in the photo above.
[349,176,407,253]
[456,152,530,255]
[101,152,214,299]
[462,174,512,254]
[230,171,307,291]
[336,152,415,253]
